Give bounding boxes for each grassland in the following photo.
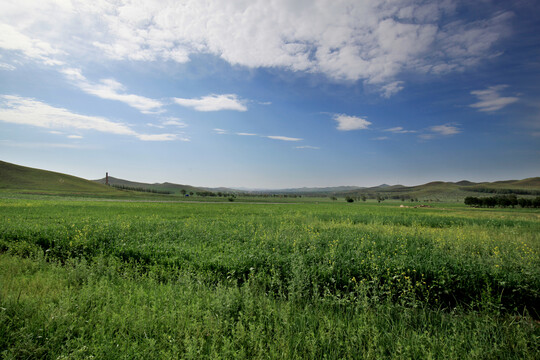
[0,160,119,196]
[1,197,539,359]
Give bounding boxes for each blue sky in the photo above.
[0,0,539,188]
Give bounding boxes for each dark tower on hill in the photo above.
[106,172,109,185]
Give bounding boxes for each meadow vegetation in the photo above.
[0,198,539,359]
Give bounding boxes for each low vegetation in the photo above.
[1,197,539,358]
[465,195,540,208]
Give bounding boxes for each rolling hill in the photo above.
[93,176,207,195]
[339,178,540,201]
[0,160,119,195]
[2,160,539,201]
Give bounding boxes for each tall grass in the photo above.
[0,198,539,358]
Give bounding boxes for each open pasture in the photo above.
[1,198,539,359]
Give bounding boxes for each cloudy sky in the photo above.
[1,0,539,188]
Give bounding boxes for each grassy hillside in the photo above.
[340,178,540,201]
[0,160,119,195]
[94,176,232,195]
[3,160,539,201]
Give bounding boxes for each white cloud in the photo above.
[373,136,389,141]
[380,81,405,98]
[60,67,85,81]
[419,124,461,139]
[174,94,247,112]
[334,114,371,131]
[0,62,16,71]
[67,134,83,139]
[0,1,514,95]
[162,118,187,127]
[384,127,416,134]
[430,124,460,136]
[214,128,228,134]
[60,68,164,114]
[0,23,64,65]
[0,95,180,141]
[147,118,188,129]
[470,85,518,112]
[296,145,320,149]
[266,136,302,142]
[236,132,257,136]
[136,133,186,142]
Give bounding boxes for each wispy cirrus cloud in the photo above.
[266,135,302,142]
[215,130,301,142]
[174,94,247,112]
[470,85,518,112]
[384,126,416,134]
[431,124,460,135]
[334,114,371,131]
[419,124,461,139]
[60,68,164,114]
[0,95,183,141]
[296,145,320,149]
[138,133,189,142]
[147,118,188,129]
[162,118,187,127]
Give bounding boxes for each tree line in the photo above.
[465,187,540,196]
[464,195,540,208]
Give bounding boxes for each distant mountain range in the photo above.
[1,160,539,200]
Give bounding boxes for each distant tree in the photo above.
[361,195,367,202]
[331,196,337,201]
[346,196,354,203]
[465,195,539,209]
[180,189,187,195]
[518,198,529,208]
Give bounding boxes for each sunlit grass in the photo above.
[0,198,539,358]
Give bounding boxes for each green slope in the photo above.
[94,176,243,195]
[0,160,119,195]
[3,159,539,201]
[341,178,540,201]
[93,176,206,195]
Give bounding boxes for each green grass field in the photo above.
[1,197,539,359]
